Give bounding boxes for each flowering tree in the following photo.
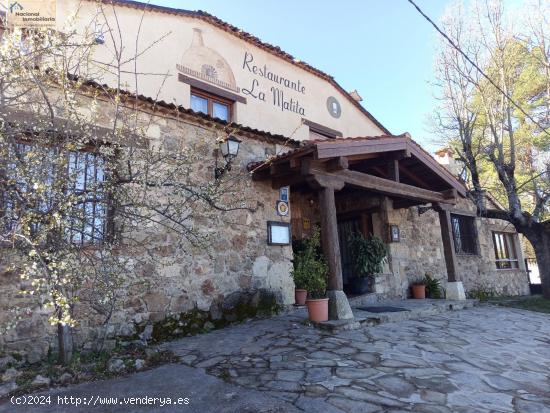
[0,8,251,363]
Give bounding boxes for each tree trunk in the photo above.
[57,323,73,365]
[522,228,550,299]
[483,210,550,300]
[532,231,550,300]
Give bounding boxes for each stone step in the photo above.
[312,299,478,333]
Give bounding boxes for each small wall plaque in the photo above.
[276,200,289,216]
[267,221,291,245]
[390,224,400,243]
[279,186,289,202]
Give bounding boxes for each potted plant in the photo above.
[424,273,442,299]
[291,256,308,306]
[291,229,329,321]
[411,278,427,299]
[348,232,387,295]
[305,269,329,322]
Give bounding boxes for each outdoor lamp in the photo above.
[215,135,241,180]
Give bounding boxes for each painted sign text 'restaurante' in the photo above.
[241,51,306,116]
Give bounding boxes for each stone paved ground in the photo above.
[162,305,550,413]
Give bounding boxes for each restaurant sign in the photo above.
[5,0,56,28]
[177,27,322,119]
[241,51,306,116]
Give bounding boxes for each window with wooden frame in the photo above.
[450,214,478,255]
[309,129,334,140]
[1,142,110,245]
[190,88,232,122]
[492,232,519,269]
[303,119,342,140]
[66,151,109,245]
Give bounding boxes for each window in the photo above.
[1,143,109,244]
[67,151,108,244]
[492,232,519,269]
[309,129,335,140]
[450,214,477,255]
[303,119,342,140]
[190,89,231,122]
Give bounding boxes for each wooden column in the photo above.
[307,174,353,320]
[318,186,343,290]
[437,207,458,282]
[387,159,400,182]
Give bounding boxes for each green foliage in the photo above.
[348,232,387,278]
[424,273,442,299]
[467,285,497,301]
[489,295,550,314]
[291,228,328,299]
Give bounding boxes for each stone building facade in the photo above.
[373,197,529,298]
[290,187,529,302]
[1,100,297,362]
[0,0,530,361]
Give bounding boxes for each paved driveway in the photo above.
[2,306,550,413]
[163,305,550,413]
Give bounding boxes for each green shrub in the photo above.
[348,232,387,277]
[424,273,442,298]
[291,228,328,299]
[467,285,497,301]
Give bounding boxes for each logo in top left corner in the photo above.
[7,0,57,29]
[9,1,23,13]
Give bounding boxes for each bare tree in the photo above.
[434,0,550,298]
[0,5,252,363]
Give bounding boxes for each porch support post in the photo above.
[319,186,343,290]
[435,204,466,300]
[313,177,354,320]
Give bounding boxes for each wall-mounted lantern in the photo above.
[215,135,241,180]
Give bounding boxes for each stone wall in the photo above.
[0,105,295,362]
[378,197,530,298]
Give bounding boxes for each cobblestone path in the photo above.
[163,306,550,413]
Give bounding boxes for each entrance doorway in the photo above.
[337,213,374,294]
[337,217,362,287]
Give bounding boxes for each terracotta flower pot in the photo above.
[295,289,308,306]
[412,284,426,299]
[306,298,329,322]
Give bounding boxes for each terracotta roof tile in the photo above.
[309,134,409,145]
[247,135,407,171]
[88,0,390,135]
[248,134,468,196]
[75,76,301,147]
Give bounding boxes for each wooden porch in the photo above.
[250,134,468,319]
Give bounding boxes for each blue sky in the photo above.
[152,0,451,151]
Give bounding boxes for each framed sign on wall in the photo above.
[389,224,400,243]
[279,186,289,202]
[267,221,291,245]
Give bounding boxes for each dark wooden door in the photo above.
[337,217,362,286]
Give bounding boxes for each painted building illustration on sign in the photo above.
[177,28,239,93]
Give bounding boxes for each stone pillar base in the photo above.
[327,290,354,320]
[446,281,466,300]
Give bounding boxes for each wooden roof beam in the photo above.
[315,138,409,159]
[301,161,456,204]
[337,169,455,204]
